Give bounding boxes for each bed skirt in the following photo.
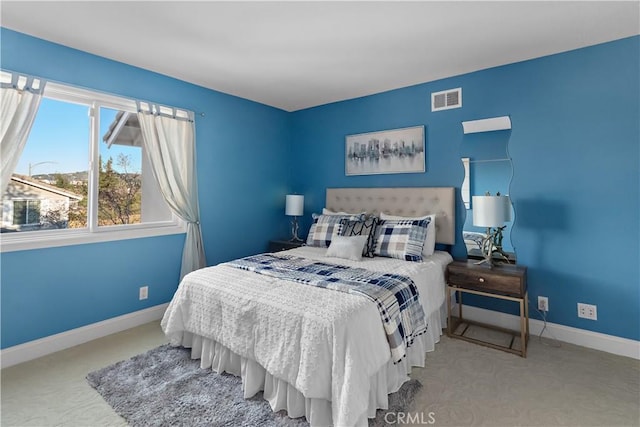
[169,308,443,427]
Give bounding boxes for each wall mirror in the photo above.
[460,117,516,263]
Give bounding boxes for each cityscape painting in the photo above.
[345,125,425,176]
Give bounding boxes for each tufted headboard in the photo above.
[325,187,455,245]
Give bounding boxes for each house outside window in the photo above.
[2,175,83,232]
[1,72,186,251]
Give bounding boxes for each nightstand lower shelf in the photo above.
[447,286,529,357]
[448,316,528,357]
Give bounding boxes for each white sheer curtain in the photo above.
[137,105,206,279]
[1,74,46,194]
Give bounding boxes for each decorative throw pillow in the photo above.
[306,213,364,247]
[305,213,329,246]
[339,216,379,257]
[380,212,436,257]
[374,219,430,262]
[325,235,369,261]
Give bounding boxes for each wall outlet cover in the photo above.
[538,296,549,311]
[577,303,597,320]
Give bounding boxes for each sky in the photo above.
[15,97,142,177]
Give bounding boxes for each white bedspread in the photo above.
[161,247,452,426]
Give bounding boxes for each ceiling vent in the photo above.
[431,87,462,112]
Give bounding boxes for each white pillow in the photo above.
[379,212,436,257]
[322,208,366,216]
[325,235,368,261]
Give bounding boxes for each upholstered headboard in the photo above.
[325,187,455,245]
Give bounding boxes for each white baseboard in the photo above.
[1,303,169,369]
[451,303,640,360]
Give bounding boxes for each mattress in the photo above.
[161,247,452,426]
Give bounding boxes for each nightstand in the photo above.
[446,260,529,357]
[268,239,305,253]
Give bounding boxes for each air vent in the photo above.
[431,88,462,112]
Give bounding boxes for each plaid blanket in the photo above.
[225,253,427,364]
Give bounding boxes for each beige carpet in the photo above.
[2,322,639,427]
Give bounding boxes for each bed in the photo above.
[161,187,455,426]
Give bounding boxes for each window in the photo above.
[13,200,41,225]
[1,73,185,251]
[97,106,172,227]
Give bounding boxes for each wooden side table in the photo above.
[446,260,529,357]
[268,239,305,253]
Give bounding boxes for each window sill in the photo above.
[0,221,187,253]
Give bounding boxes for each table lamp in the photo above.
[285,194,304,242]
[472,194,512,266]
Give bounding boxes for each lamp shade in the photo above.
[285,195,304,216]
[472,195,511,227]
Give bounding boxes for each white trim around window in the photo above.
[0,75,190,253]
[1,220,187,252]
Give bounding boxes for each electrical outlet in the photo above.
[577,303,597,320]
[538,296,549,312]
[139,286,148,300]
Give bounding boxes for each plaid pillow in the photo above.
[306,216,317,246]
[306,213,364,247]
[374,219,430,262]
[339,217,379,257]
[380,213,436,257]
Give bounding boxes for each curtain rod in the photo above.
[1,67,205,119]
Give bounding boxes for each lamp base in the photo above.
[474,227,511,267]
[474,257,494,267]
[289,217,303,242]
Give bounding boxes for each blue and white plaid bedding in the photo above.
[226,253,428,364]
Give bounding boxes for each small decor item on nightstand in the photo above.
[285,194,304,242]
[472,192,512,266]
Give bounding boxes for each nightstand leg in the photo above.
[520,297,526,357]
[524,291,530,337]
[524,291,530,355]
[446,286,452,335]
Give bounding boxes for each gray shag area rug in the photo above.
[87,344,422,427]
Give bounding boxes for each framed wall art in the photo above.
[345,125,425,176]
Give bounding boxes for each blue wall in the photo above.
[0,29,291,348]
[291,36,639,341]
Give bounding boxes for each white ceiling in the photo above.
[1,1,638,112]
